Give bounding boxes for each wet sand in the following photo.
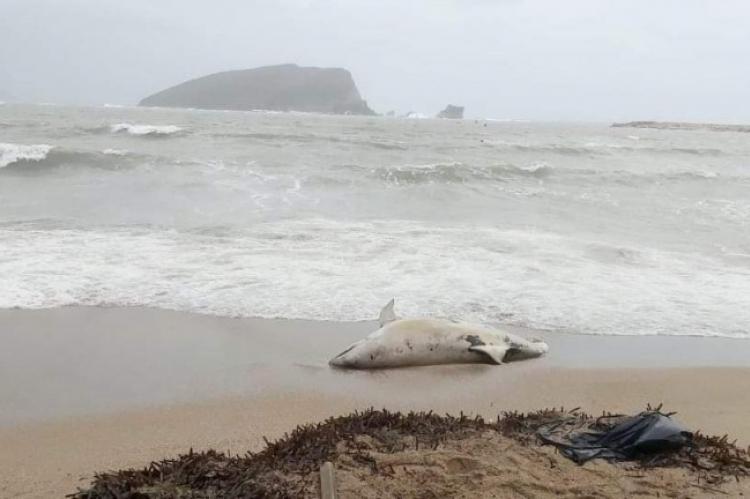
[1,306,750,497]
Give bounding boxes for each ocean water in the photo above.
[1,103,749,338]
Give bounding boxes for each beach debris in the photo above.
[319,461,337,499]
[69,407,750,498]
[537,409,692,463]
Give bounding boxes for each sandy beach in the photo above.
[1,306,749,497]
[4,2,750,496]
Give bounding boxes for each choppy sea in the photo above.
[1,103,749,338]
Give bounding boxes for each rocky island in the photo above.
[437,104,464,119]
[139,64,374,115]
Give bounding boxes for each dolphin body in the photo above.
[329,299,549,369]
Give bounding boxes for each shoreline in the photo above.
[3,305,750,426]
[2,306,750,497]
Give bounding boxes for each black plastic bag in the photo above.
[538,411,693,464]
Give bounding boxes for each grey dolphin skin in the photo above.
[330,299,549,369]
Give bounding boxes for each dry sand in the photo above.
[1,306,750,497]
[333,429,750,498]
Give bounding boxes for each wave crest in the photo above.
[110,123,183,136]
[102,148,128,156]
[0,143,53,168]
[362,162,553,185]
[0,145,138,171]
[326,161,743,187]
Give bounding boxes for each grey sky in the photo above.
[2,0,749,121]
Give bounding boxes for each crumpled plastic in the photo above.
[537,411,693,463]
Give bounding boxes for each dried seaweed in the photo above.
[69,407,750,499]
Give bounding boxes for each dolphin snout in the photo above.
[328,356,347,368]
[329,341,361,368]
[533,340,550,355]
[328,354,353,368]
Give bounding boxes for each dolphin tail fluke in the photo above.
[469,344,510,364]
[378,298,397,327]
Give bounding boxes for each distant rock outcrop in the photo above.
[139,64,375,115]
[612,121,750,133]
[437,105,464,119]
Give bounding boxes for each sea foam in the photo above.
[1,220,748,339]
[110,123,183,136]
[102,148,128,156]
[0,143,53,168]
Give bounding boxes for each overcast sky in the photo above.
[2,0,749,121]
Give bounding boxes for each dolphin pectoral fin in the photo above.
[469,345,510,365]
[378,298,398,327]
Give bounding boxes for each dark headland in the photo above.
[139,63,375,115]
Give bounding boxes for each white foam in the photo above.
[110,123,183,136]
[0,220,747,338]
[0,143,53,168]
[519,162,552,174]
[102,148,128,156]
[393,162,462,170]
[696,170,719,179]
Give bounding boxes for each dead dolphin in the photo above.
[329,299,549,368]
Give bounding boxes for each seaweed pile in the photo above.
[70,407,750,499]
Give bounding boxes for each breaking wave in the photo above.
[330,162,743,186]
[0,144,139,171]
[366,162,553,185]
[109,123,184,136]
[2,145,740,187]
[0,143,53,168]
[1,220,748,338]
[4,104,749,341]
[102,148,128,156]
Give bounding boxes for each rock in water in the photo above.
[139,64,374,115]
[437,105,464,119]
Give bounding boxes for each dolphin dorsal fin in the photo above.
[378,298,398,327]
